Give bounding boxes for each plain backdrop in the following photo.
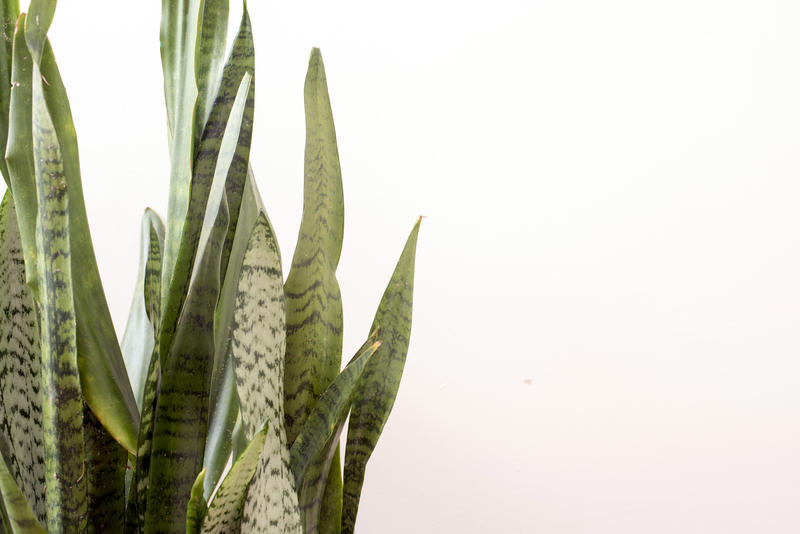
[2,0,800,532]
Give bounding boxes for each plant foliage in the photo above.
[0,1,420,532]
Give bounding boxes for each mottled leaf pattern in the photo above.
[0,452,46,534]
[83,405,126,533]
[290,341,378,488]
[31,51,87,530]
[200,424,267,534]
[193,0,228,153]
[230,213,301,533]
[342,220,421,534]
[284,47,345,445]
[0,192,45,524]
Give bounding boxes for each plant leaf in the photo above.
[121,209,164,409]
[30,44,87,529]
[193,0,228,153]
[0,452,46,534]
[203,169,262,500]
[144,194,229,532]
[0,191,45,524]
[83,405,126,533]
[342,219,421,534]
[0,0,19,185]
[7,21,140,453]
[284,47,345,446]
[200,423,267,534]
[290,340,379,488]
[186,468,208,534]
[296,332,378,534]
[159,7,254,365]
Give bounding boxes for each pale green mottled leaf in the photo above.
[0,191,44,524]
[342,219,420,534]
[0,452,45,533]
[201,424,267,534]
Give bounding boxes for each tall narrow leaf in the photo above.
[342,219,421,534]
[0,0,19,184]
[0,192,44,524]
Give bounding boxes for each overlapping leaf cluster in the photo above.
[0,1,420,533]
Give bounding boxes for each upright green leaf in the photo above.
[22,0,54,62]
[284,48,345,445]
[193,0,228,152]
[230,213,301,533]
[121,209,164,409]
[145,190,229,533]
[158,9,254,372]
[0,453,46,534]
[0,0,19,185]
[8,24,140,452]
[0,192,44,524]
[291,341,378,488]
[160,0,200,298]
[200,424,267,534]
[342,219,421,534]
[203,169,264,501]
[31,51,87,529]
[297,332,378,534]
[83,406,126,533]
[160,5,253,347]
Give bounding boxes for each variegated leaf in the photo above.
[121,209,164,409]
[0,452,45,534]
[186,469,208,534]
[31,44,87,529]
[342,219,421,534]
[290,340,378,489]
[229,212,301,533]
[0,0,19,185]
[201,424,267,534]
[0,192,44,524]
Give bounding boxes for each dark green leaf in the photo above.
[290,340,379,488]
[0,0,19,185]
[83,405,126,533]
[186,469,208,534]
[342,219,421,534]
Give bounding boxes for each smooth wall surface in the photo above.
[3,0,799,531]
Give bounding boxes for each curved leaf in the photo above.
[200,424,267,534]
[0,0,19,185]
[290,340,378,488]
[342,219,421,534]
[0,191,44,524]
[121,209,164,409]
[0,453,45,534]
[186,469,208,534]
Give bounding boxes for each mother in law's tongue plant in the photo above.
[0,0,420,532]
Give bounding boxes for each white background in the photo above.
[4,0,800,532]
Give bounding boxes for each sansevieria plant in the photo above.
[0,1,420,532]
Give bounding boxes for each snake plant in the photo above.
[0,1,420,532]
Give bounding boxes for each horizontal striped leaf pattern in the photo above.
[342,219,421,534]
[290,340,379,488]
